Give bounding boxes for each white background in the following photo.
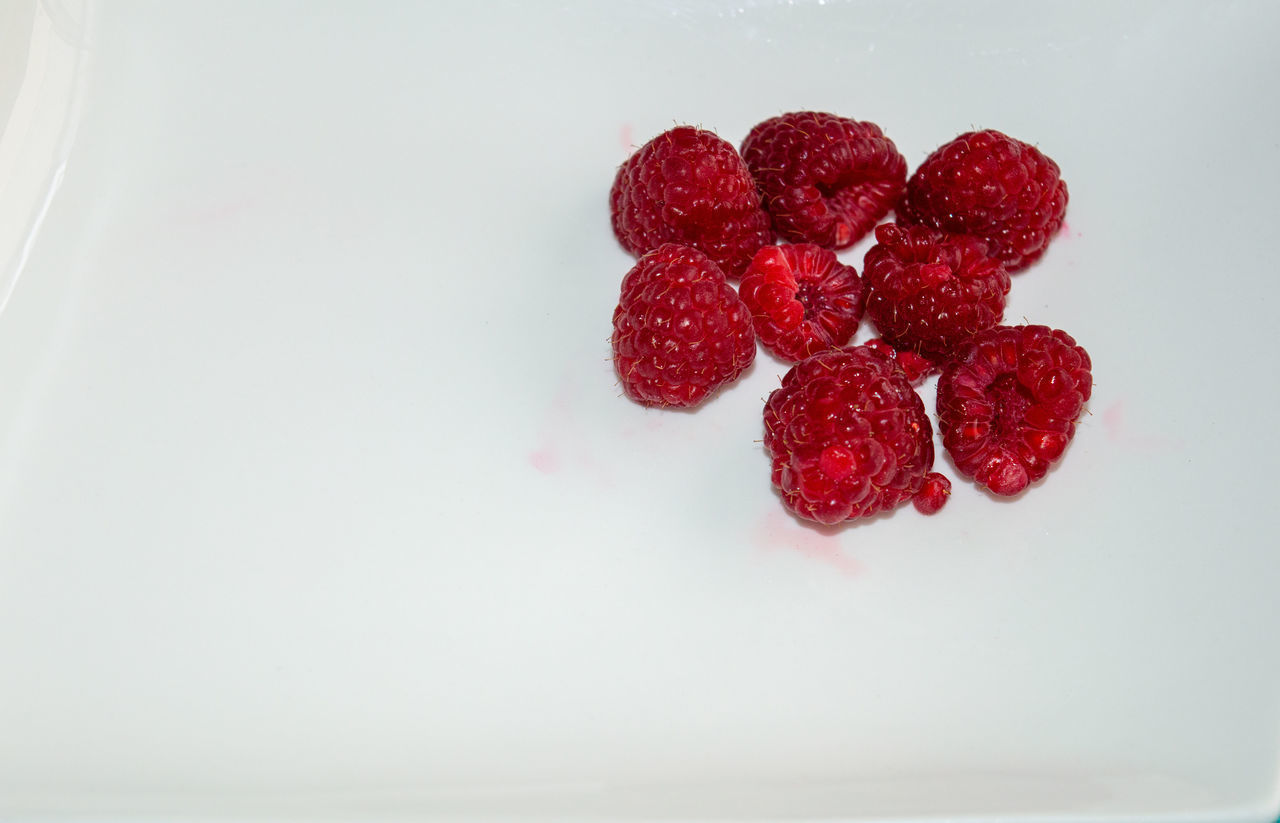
[1,2,1278,820]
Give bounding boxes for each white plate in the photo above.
[2,2,1279,821]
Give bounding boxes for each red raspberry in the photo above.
[863,223,1011,363]
[612,244,756,408]
[863,338,938,385]
[763,346,938,525]
[610,126,772,278]
[741,111,907,249]
[936,325,1093,496]
[897,130,1068,272]
[737,243,865,363]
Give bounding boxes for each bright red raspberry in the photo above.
[737,243,865,363]
[612,244,756,408]
[897,130,1068,272]
[863,223,1011,363]
[912,472,952,515]
[763,346,936,525]
[741,111,906,249]
[610,126,772,279]
[863,337,938,385]
[936,325,1092,496]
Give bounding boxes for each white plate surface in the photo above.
[2,2,1279,821]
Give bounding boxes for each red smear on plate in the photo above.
[753,510,861,577]
[528,447,560,474]
[1100,398,1183,452]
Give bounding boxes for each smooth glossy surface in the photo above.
[2,2,1279,821]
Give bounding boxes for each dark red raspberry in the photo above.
[741,111,907,250]
[936,325,1092,496]
[763,346,938,525]
[863,223,1011,363]
[612,244,756,408]
[898,129,1068,272]
[610,126,772,279]
[863,337,938,385]
[738,243,865,363]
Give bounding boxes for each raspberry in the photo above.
[863,223,1011,363]
[936,325,1092,496]
[737,243,865,363]
[897,129,1068,272]
[610,126,772,278]
[741,111,907,249]
[863,338,937,385]
[763,346,937,525]
[612,244,756,408]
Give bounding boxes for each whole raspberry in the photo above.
[610,126,772,278]
[741,111,907,250]
[738,243,865,363]
[936,325,1093,496]
[863,223,1011,363]
[897,130,1068,272]
[763,346,938,525]
[612,244,756,408]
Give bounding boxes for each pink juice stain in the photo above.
[177,195,260,226]
[528,446,560,475]
[526,373,614,486]
[1102,399,1125,440]
[1099,398,1182,452]
[754,510,861,577]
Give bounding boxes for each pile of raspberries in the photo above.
[609,112,1092,526]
